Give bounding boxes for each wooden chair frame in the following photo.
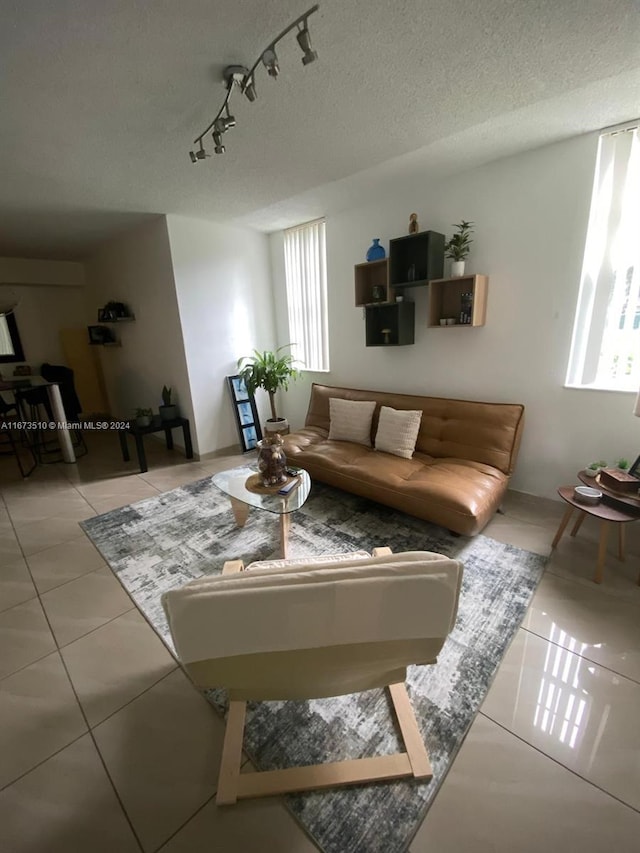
[216,548,433,805]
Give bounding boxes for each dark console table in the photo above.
[118,416,193,473]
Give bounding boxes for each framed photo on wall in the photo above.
[226,375,262,452]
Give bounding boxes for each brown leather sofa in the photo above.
[283,383,525,536]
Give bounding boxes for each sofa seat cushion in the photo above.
[284,432,508,533]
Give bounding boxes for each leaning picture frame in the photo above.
[226,375,262,452]
[628,454,640,479]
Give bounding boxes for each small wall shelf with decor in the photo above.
[97,302,135,323]
[365,301,415,347]
[354,259,393,306]
[427,275,488,328]
[389,230,445,290]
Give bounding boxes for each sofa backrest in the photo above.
[304,383,525,475]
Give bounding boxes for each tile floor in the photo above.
[0,433,639,852]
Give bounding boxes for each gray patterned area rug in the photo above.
[81,476,546,853]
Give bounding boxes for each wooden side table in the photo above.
[551,484,640,584]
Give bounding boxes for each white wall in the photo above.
[166,215,275,457]
[0,285,87,372]
[85,217,194,445]
[0,257,85,287]
[270,132,640,499]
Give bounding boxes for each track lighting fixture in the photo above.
[242,76,257,102]
[262,47,280,78]
[296,25,317,65]
[189,4,319,163]
[212,131,225,154]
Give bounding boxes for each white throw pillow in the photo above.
[329,398,376,446]
[374,406,422,459]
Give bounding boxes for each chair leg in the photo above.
[1,428,36,478]
[215,681,431,805]
[216,700,247,806]
[388,682,432,777]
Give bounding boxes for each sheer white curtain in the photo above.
[566,123,640,391]
[283,219,329,372]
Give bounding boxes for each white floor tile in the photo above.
[0,652,87,789]
[61,609,177,727]
[0,734,140,853]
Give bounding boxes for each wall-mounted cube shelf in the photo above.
[365,301,415,347]
[354,259,393,306]
[428,275,488,327]
[389,231,445,289]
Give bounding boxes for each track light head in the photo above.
[296,25,317,64]
[212,131,225,154]
[189,150,197,164]
[195,145,208,160]
[242,76,257,102]
[262,47,279,78]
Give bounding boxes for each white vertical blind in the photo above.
[566,124,640,391]
[283,219,329,372]
[0,317,13,355]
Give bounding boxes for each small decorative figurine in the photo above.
[408,213,419,234]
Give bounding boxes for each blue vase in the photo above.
[366,238,386,262]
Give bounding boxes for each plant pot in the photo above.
[450,260,466,277]
[135,416,151,428]
[257,435,287,486]
[159,405,178,421]
[264,417,289,436]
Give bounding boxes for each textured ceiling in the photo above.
[1,0,639,259]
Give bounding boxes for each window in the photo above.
[566,122,640,391]
[283,218,329,372]
[0,313,25,363]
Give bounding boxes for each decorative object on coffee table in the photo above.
[257,433,287,486]
[237,346,301,436]
[365,238,386,262]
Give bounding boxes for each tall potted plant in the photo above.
[445,220,474,276]
[237,345,301,435]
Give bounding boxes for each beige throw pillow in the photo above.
[329,398,376,446]
[375,406,422,459]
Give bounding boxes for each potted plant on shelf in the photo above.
[237,346,301,435]
[134,407,153,428]
[159,386,178,421]
[616,457,630,472]
[445,220,474,276]
[584,460,607,477]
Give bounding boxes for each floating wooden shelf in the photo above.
[354,259,393,306]
[427,275,488,328]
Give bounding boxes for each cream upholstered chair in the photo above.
[162,547,462,805]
